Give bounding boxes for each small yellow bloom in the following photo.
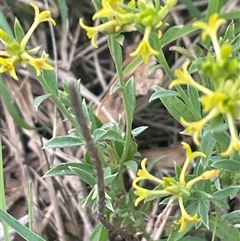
[174,196,201,232]
[133,185,170,206]
[130,26,159,63]
[0,57,18,80]
[186,169,220,189]
[170,60,211,94]
[134,158,164,184]
[180,142,206,185]
[193,13,226,41]
[30,3,56,25]
[28,55,54,76]
[93,0,116,20]
[79,18,119,48]
[21,3,55,49]
[180,108,219,146]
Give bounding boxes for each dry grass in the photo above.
[1,0,239,240]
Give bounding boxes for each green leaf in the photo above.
[57,0,68,23]
[224,210,240,225]
[0,76,40,130]
[0,138,11,240]
[0,10,14,40]
[179,0,202,19]
[154,86,196,122]
[211,131,230,150]
[90,223,108,241]
[0,208,46,241]
[37,69,58,97]
[69,166,96,186]
[161,26,183,46]
[125,76,136,119]
[222,20,235,44]
[104,173,118,186]
[105,198,114,212]
[207,0,224,16]
[43,163,95,178]
[34,94,51,110]
[14,18,25,42]
[149,89,179,101]
[209,216,240,241]
[82,98,91,126]
[198,200,210,229]
[100,130,124,142]
[44,136,85,148]
[187,85,200,113]
[93,129,106,142]
[81,188,95,207]
[131,126,148,137]
[212,186,240,199]
[200,132,216,167]
[211,198,229,209]
[178,237,206,241]
[211,160,240,172]
[124,160,138,173]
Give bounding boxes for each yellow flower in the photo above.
[193,14,226,59]
[21,3,56,49]
[186,169,220,189]
[130,26,159,63]
[180,108,219,146]
[30,3,56,25]
[93,0,117,20]
[79,18,119,48]
[0,57,18,80]
[133,184,170,206]
[133,143,220,232]
[180,142,206,185]
[135,158,164,184]
[174,196,201,233]
[193,13,226,41]
[28,54,54,76]
[169,60,211,95]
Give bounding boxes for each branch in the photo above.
[67,79,138,241]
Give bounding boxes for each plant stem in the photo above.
[108,36,135,163]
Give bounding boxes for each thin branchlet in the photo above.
[67,78,138,241]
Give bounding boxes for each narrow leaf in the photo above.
[43,163,95,178]
[14,18,25,42]
[34,94,51,110]
[149,89,179,101]
[69,166,96,186]
[211,160,240,172]
[125,76,136,119]
[0,208,46,241]
[44,136,85,149]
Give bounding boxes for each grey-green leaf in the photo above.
[211,160,240,172]
[44,136,85,149]
[34,94,51,111]
[69,166,96,186]
[43,163,95,178]
[14,18,25,42]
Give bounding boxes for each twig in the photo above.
[67,78,138,241]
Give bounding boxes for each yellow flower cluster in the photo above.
[0,3,55,80]
[170,14,240,156]
[80,0,177,63]
[133,142,220,232]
